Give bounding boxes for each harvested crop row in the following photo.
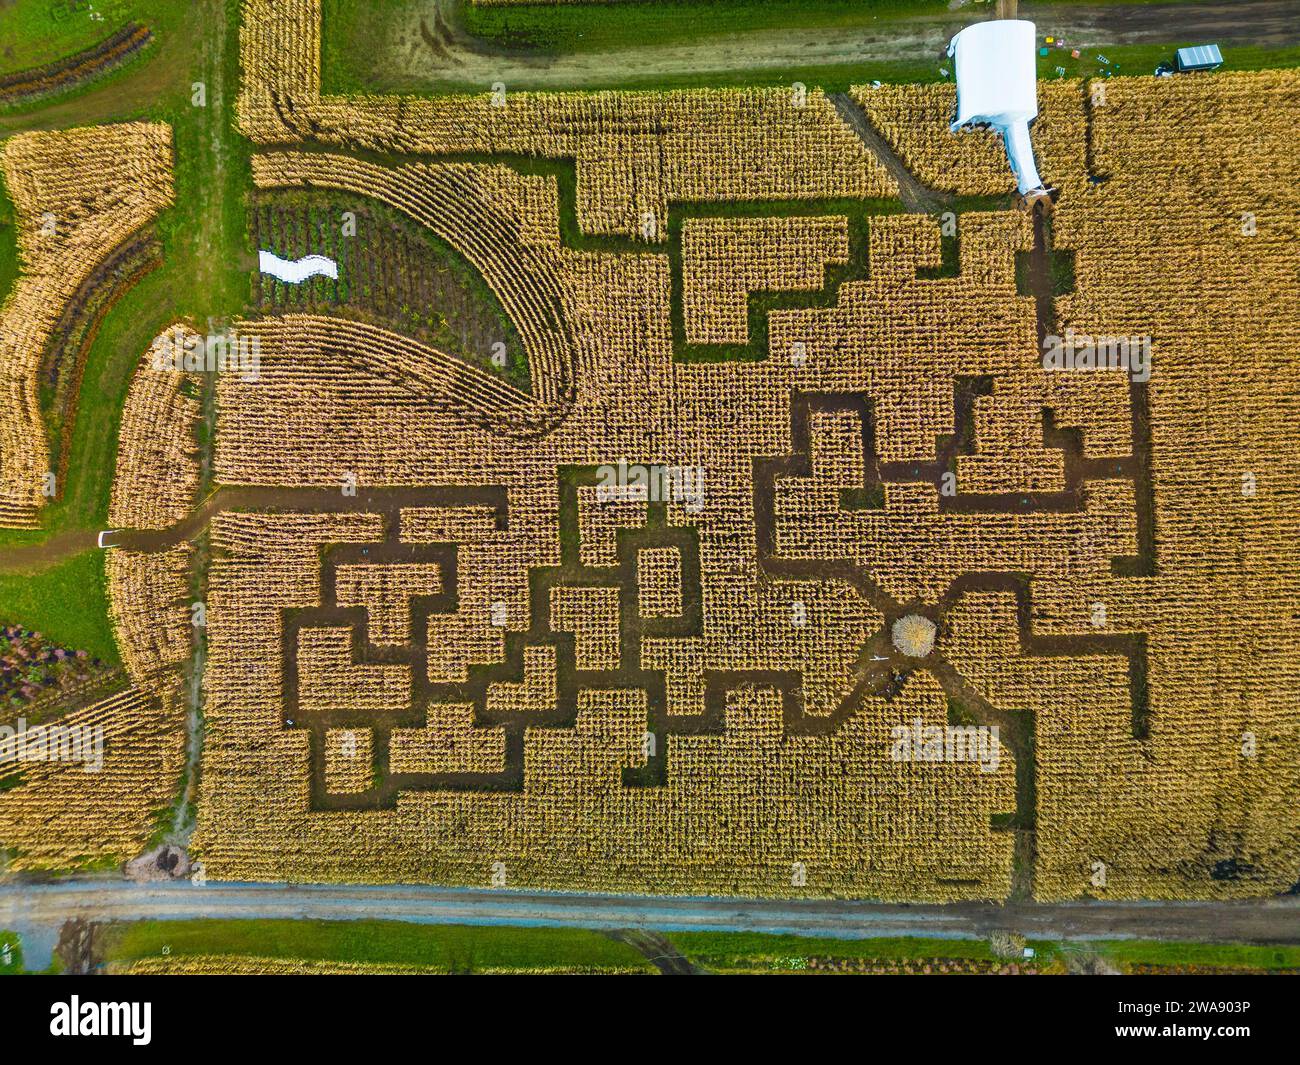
[0,23,153,107]
[105,546,194,694]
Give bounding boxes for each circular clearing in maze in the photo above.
[891,614,938,658]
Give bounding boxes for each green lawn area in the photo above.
[0,0,181,78]
[0,3,207,129]
[456,0,1216,57]
[0,930,22,974]
[425,44,1300,94]
[0,550,118,661]
[0,0,133,75]
[102,918,655,973]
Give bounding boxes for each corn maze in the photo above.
[1,0,1296,906]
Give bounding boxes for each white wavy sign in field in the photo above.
[258,250,339,284]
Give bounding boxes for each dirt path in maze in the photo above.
[829,93,952,215]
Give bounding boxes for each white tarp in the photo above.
[258,250,339,284]
[948,19,1045,195]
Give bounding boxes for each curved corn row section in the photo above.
[250,152,576,435]
[0,123,174,528]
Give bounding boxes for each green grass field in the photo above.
[101,918,655,973]
[0,550,118,660]
[0,0,185,80]
[458,0,950,54]
[322,0,952,92]
[2,0,1296,545]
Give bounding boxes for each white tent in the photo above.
[948,19,1046,197]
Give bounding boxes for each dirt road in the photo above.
[389,0,1300,89]
[4,878,1299,969]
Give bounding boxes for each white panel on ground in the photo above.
[258,250,339,284]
